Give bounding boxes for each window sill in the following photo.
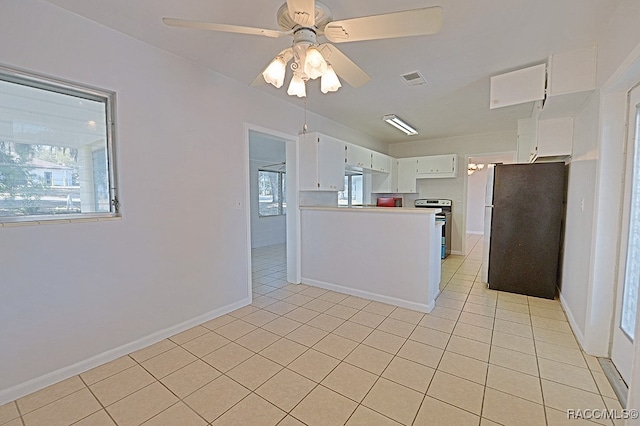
[0,214,121,227]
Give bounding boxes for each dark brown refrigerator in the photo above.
[485,162,566,299]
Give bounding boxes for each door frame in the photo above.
[611,84,640,384]
[593,42,640,411]
[243,123,300,299]
[462,151,516,255]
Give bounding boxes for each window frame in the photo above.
[0,65,119,225]
[338,173,364,207]
[258,169,286,217]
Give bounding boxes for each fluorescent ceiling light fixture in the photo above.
[383,114,418,135]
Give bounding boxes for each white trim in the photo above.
[301,277,437,313]
[560,291,587,352]
[0,298,250,406]
[243,123,300,286]
[466,231,484,235]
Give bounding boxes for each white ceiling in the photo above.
[43,0,621,144]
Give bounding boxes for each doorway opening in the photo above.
[464,153,514,251]
[247,127,298,299]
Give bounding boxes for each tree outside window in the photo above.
[258,170,285,216]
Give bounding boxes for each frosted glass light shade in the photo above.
[304,47,327,80]
[287,73,306,97]
[263,56,287,88]
[321,65,341,93]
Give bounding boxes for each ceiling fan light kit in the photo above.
[163,1,443,98]
[287,72,307,97]
[321,65,341,93]
[262,56,288,88]
[383,114,418,136]
[303,46,327,79]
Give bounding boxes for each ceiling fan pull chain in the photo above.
[303,97,308,134]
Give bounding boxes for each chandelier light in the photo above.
[467,163,486,175]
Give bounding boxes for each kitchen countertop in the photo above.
[299,206,442,214]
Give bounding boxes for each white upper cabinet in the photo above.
[416,154,458,178]
[345,143,372,169]
[517,116,537,163]
[371,151,393,173]
[299,132,345,191]
[541,46,597,118]
[489,64,546,110]
[397,158,418,193]
[534,117,573,162]
[372,160,398,193]
[547,46,596,96]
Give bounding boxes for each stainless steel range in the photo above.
[415,199,452,259]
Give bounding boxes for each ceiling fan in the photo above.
[163,1,443,97]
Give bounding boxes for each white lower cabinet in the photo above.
[397,158,418,193]
[299,132,345,191]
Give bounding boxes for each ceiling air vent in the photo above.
[401,70,427,87]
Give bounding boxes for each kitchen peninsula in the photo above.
[300,206,442,312]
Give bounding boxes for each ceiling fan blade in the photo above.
[250,48,294,87]
[318,43,371,88]
[286,0,316,27]
[324,6,443,43]
[162,18,287,38]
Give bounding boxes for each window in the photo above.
[0,66,118,222]
[258,170,285,216]
[338,173,363,206]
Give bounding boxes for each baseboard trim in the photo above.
[301,277,435,313]
[559,292,587,352]
[0,297,251,406]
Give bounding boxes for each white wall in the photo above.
[389,131,517,254]
[0,0,382,403]
[559,92,599,345]
[559,0,640,361]
[554,4,640,415]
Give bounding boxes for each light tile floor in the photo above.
[0,236,625,425]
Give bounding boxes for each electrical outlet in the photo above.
[580,198,584,211]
